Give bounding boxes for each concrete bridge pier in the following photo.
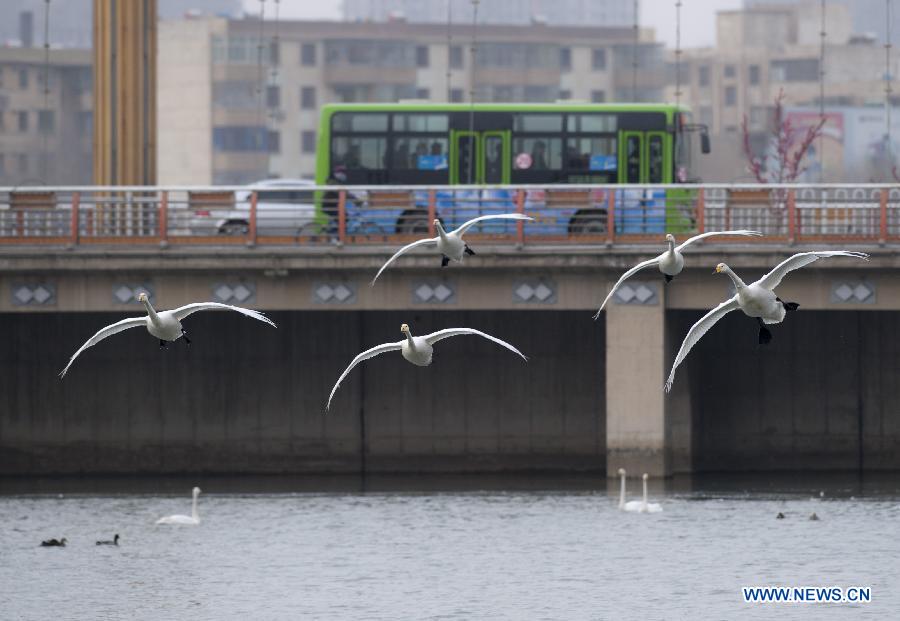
[605,289,693,478]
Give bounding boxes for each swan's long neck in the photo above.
[191,493,199,520]
[618,473,626,508]
[404,331,416,351]
[142,299,161,326]
[435,222,449,242]
[642,478,648,505]
[723,266,747,290]
[666,238,676,256]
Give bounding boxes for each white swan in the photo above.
[59,293,276,377]
[664,251,869,392]
[617,468,644,512]
[326,323,527,410]
[638,473,663,513]
[371,214,534,284]
[156,487,201,525]
[594,230,763,318]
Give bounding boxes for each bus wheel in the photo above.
[569,211,607,235]
[396,210,430,235]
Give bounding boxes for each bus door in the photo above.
[450,130,510,184]
[617,130,669,233]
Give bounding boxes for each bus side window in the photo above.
[648,135,664,183]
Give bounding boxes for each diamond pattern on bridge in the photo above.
[212,282,256,304]
[831,280,875,304]
[613,282,657,306]
[11,283,56,306]
[513,279,557,304]
[112,284,153,305]
[313,282,357,304]
[412,281,456,304]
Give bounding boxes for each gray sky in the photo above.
[242,0,743,48]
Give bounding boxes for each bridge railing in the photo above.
[0,184,897,247]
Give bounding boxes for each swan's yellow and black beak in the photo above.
[714,264,724,274]
[400,323,409,333]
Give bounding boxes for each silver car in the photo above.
[188,179,319,236]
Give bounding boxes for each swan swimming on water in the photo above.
[156,487,201,525]
[326,323,527,410]
[96,534,119,546]
[371,214,534,284]
[664,251,869,392]
[638,473,663,513]
[617,468,644,512]
[59,293,276,377]
[594,230,763,318]
[40,537,66,547]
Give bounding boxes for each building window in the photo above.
[18,111,28,132]
[301,43,316,66]
[267,130,280,153]
[0,154,4,176]
[416,45,429,67]
[300,86,316,109]
[18,153,27,173]
[558,89,571,100]
[698,65,710,87]
[38,110,54,133]
[770,58,819,82]
[591,89,606,103]
[269,41,280,65]
[301,130,316,153]
[0,111,4,130]
[592,48,606,70]
[749,64,760,85]
[416,87,429,99]
[560,47,571,71]
[449,45,463,68]
[266,85,280,108]
[724,64,736,78]
[19,68,28,89]
[724,86,737,106]
[213,126,267,152]
[449,87,464,102]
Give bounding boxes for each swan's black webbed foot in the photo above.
[664,274,673,284]
[776,297,800,312]
[757,318,772,345]
[441,255,450,267]
[464,245,476,256]
[181,329,191,346]
[159,340,168,349]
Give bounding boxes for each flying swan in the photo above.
[617,468,644,512]
[326,323,527,410]
[156,487,201,525]
[664,250,869,392]
[594,230,763,318]
[371,214,534,284]
[59,293,276,377]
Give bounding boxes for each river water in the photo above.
[1,474,897,620]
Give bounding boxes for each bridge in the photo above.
[1,184,896,477]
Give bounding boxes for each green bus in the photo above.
[315,102,709,234]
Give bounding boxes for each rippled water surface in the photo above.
[1,474,898,620]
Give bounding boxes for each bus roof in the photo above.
[320,102,692,114]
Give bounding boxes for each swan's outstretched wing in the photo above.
[675,229,763,252]
[59,317,147,378]
[371,237,438,285]
[664,297,740,393]
[594,257,661,318]
[171,302,276,327]
[757,251,869,290]
[423,328,528,361]
[452,213,534,236]
[326,341,404,411]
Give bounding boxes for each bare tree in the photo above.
[741,89,826,183]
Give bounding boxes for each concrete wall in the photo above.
[672,309,900,471]
[0,310,605,474]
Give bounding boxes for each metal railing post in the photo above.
[696,187,705,234]
[606,190,615,245]
[248,191,258,246]
[159,191,169,245]
[338,190,347,245]
[69,192,80,245]
[879,188,888,245]
[787,189,796,244]
[427,189,437,238]
[515,189,525,245]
